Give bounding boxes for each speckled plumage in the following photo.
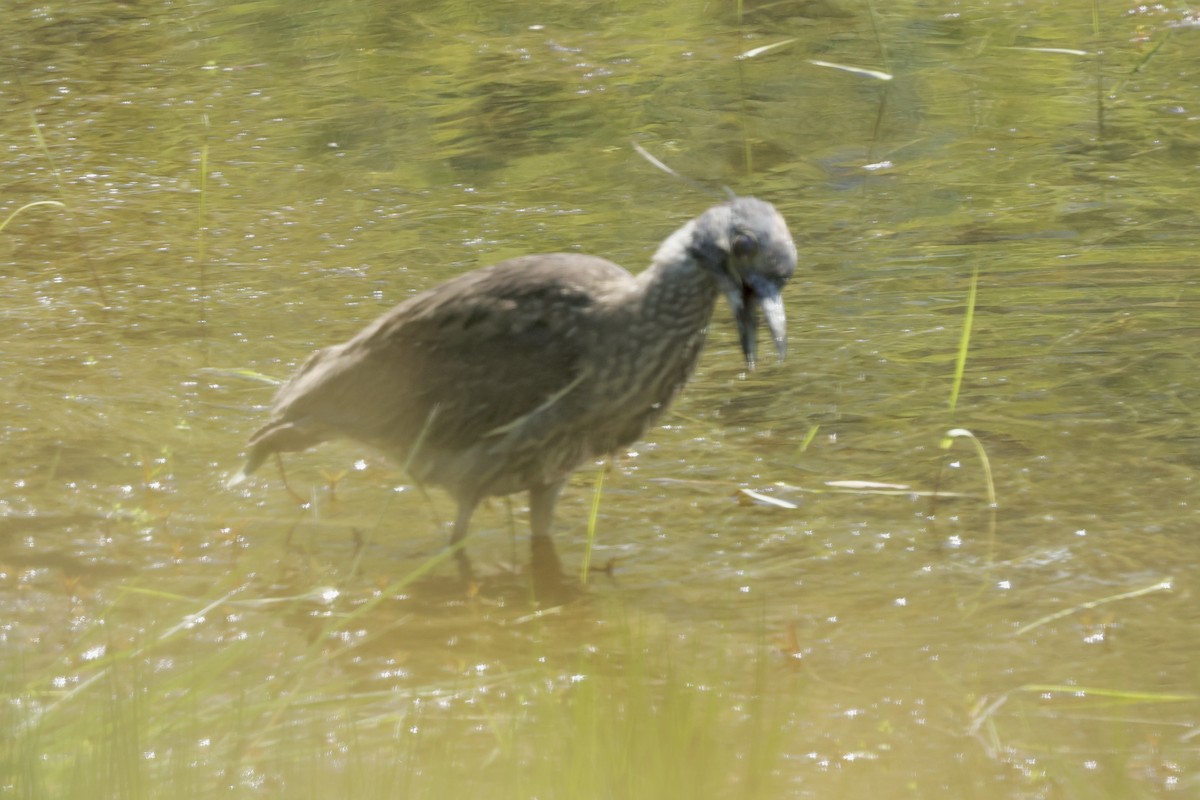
[231,197,796,559]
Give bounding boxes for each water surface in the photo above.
[3,0,1199,796]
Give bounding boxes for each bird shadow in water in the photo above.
[462,535,583,607]
[392,535,584,609]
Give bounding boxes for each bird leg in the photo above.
[273,453,309,505]
[528,480,565,541]
[449,500,474,545]
[527,480,568,596]
[450,496,478,579]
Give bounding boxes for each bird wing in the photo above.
[264,254,631,468]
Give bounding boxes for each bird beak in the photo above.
[724,272,787,370]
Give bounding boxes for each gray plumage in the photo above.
[230,197,796,560]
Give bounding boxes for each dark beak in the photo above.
[723,272,787,370]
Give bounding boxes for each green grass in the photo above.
[0,200,65,234]
[196,120,210,331]
[945,265,978,423]
[936,265,998,509]
[579,461,606,585]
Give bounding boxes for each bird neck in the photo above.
[635,220,721,330]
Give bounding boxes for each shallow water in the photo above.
[3,0,1200,796]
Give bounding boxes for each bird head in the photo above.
[684,197,797,369]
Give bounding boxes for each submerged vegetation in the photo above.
[4,575,794,798]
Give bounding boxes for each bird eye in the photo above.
[731,232,758,258]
